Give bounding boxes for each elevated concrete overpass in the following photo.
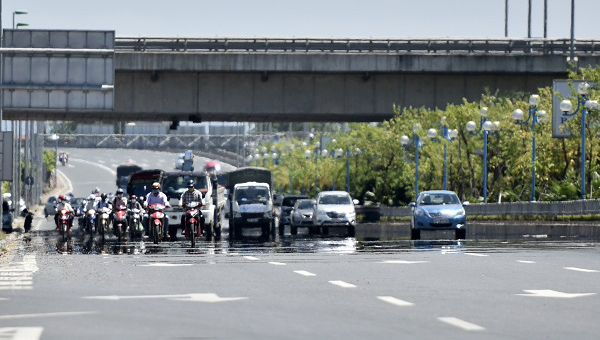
[5,37,600,122]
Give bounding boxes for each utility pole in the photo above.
[504,0,509,37]
[528,0,532,38]
[544,0,548,38]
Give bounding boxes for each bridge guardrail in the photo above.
[373,199,600,219]
[115,37,600,55]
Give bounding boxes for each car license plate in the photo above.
[247,218,259,223]
[434,217,449,224]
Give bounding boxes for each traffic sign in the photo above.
[24,176,34,186]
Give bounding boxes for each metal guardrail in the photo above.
[115,37,600,55]
[375,199,600,218]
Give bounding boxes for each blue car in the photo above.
[409,190,468,240]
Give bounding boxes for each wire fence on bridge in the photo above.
[115,37,600,55]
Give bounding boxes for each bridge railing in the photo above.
[371,199,600,218]
[115,37,600,55]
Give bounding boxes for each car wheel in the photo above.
[348,225,355,237]
[321,226,329,236]
[291,225,298,236]
[278,221,285,235]
[455,228,466,240]
[411,228,421,240]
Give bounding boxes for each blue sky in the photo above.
[3,0,599,38]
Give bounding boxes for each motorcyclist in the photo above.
[112,188,128,208]
[91,187,101,198]
[179,179,204,234]
[144,182,170,238]
[54,194,74,230]
[127,195,144,235]
[95,193,113,229]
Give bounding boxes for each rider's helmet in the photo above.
[151,182,160,194]
[58,194,66,202]
[187,179,195,189]
[116,188,124,196]
[130,195,137,202]
[87,195,95,201]
[92,187,100,195]
[100,193,108,201]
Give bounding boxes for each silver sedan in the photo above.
[290,199,316,235]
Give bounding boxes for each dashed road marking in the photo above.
[438,317,485,331]
[329,280,356,288]
[517,290,596,298]
[244,256,260,261]
[464,253,488,257]
[517,260,536,264]
[564,267,598,273]
[0,327,44,340]
[379,260,429,264]
[268,262,286,266]
[139,263,193,267]
[0,311,97,320]
[294,271,316,277]
[377,296,414,307]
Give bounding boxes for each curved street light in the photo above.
[560,82,599,199]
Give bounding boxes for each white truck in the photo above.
[226,167,277,239]
[163,171,226,240]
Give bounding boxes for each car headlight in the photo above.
[263,212,272,218]
[234,212,242,218]
[454,208,466,217]
[317,211,328,218]
[415,208,426,216]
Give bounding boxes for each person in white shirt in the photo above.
[144,182,171,238]
[54,194,74,230]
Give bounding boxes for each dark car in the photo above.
[278,195,308,235]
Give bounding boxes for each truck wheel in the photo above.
[234,223,242,239]
[321,226,329,236]
[278,221,285,236]
[348,225,355,237]
[261,224,270,239]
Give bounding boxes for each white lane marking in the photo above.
[139,263,193,267]
[0,311,97,320]
[0,327,43,340]
[377,296,414,307]
[379,260,429,264]
[70,158,116,175]
[56,170,74,194]
[517,260,536,264]
[0,298,8,300]
[517,290,597,298]
[0,281,33,286]
[0,287,32,290]
[268,262,286,266]
[464,253,488,257]
[83,293,247,303]
[244,256,260,261]
[564,267,599,273]
[294,270,316,277]
[98,160,106,164]
[0,277,32,281]
[438,317,485,331]
[329,280,356,288]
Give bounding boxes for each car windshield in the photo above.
[418,193,460,205]
[282,197,304,207]
[318,195,351,205]
[297,200,314,209]
[235,186,270,205]
[163,175,208,199]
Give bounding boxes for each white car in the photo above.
[313,191,358,237]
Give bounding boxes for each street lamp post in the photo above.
[50,134,59,188]
[401,123,424,202]
[466,108,500,202]
[12,10,27,29]
[433,117,458,190]
[512,94,548,201]
[560,82,599,199]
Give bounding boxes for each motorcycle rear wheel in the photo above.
[190,223,196,248]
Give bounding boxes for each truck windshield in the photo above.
[163,175,208,199]
[235,186,270,205]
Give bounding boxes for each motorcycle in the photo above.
[184,202,203,247]
[97,206,112,238]
[148,203,166,244]
[112,204,129,242]
[84,208,96,235]
[57,209,71,240]
[128,208,143,240]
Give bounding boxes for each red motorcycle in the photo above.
[112,204,129,242]
[148,203,166,244]
[184,202,203,247]
[57,209,71,240]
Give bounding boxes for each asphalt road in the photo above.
[1,149,599,339]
